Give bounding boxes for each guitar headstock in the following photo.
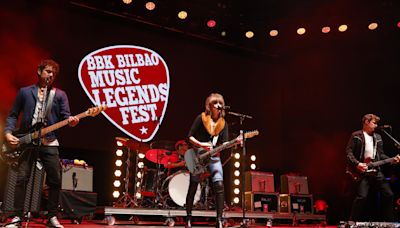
[87,104,108,117]
[244,130,259,139]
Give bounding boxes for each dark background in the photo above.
[0,0,400,224]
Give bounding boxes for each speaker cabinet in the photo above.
[245,171,275,193]
[280,174,309,194]
[61,165,93,192]
[279,194,313,214]
[2,160,46,213]
[245,191,279,212]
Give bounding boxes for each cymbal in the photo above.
[145,149,179,165]
[150,140,176,151]
[115,137,150,152]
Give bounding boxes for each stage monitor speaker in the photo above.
[280,174,309,195]
[2,160,46,213]
[61,165,93,192]
[245,171,275,193]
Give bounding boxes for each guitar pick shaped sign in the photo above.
[78,45,170,142]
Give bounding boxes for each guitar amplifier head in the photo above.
[245,171,275,193]
[280,174,309,195]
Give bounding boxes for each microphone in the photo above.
[214,104,230,110]
[45,76,52,84]
[376,125,392,130]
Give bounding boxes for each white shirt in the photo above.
[363,131,375,160]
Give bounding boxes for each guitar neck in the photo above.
[199,138,238,160]
[370,157,395,168]
[31,111,88,140]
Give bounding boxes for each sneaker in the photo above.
[5,216,22,228]
[47,216,64,228]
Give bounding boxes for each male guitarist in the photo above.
[185,93,229,228]
[346,113,400,221]
[4,59,79,228]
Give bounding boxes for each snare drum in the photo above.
[163,170,201,207]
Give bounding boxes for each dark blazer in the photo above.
[4,84,71,140]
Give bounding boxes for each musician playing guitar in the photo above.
[346,113,400,222]
[184,93,229,228]
[4,59,79,228]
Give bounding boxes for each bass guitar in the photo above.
[346,155,399,182]
[185,130,259,175]
[1,105,107,166]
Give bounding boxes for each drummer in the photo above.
[164,140,189,173]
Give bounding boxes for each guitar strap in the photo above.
[44,88,56,118]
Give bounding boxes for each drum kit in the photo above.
[115,137,214,209]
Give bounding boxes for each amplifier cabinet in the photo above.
[245,191,279,212]
[280,175,309,194]
[61,165,93,192]
[245,171,275,193]
[279,194,313,214]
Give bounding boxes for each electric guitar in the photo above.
[1,105,107,166]
[346,155,400,182]
[185,130,259,175]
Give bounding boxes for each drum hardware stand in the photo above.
[227,110,253,228]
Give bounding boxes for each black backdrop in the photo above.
[1,1,400,223]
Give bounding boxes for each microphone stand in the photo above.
[25,79,50,227]
[379,128,400,149]
[227,110,252,228]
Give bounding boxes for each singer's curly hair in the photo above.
[362,113,380,125]
[204,93,225,117]
[37,59,60,77]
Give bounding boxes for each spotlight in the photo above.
[250,155,256,161]
[122,0,132,4]
[221,31,227,37]
[113,191,120,198]
[250,164,256,170]
[145,1,156,11]
[115,160,123,167]
[233,197,240,204]
[207,20,216,28]
[116,141,123,147]
[138,153,145,159]
[234,188,240,194]
[178,11,188,20]
[245,31,254,38]
[234,153,240,159]
[234,179,240,185]
[234,161,240,168]
[234,170,240,177]
[338,24,348,32]
[113,180,121,187]
[138,161,144,168]
[269,29,278,37]
[321,26,331,34]
[136,192,142,199]
[136,182,141,187]
[368,22,378,30]
[137,172,142,178]
[116,149,123,156]
[114,170,122,177]
[297,27,306,35]
[397,21,400,28]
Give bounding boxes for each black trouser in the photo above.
[13,146,61,218]
[350,172,394,221]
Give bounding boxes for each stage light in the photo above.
[234,153,240,159]
[250,155,256,161]
[116,149,123,156]
[338,24,348,32]
[234,170,240,177]
[145,1,156,11]
[113,191,120,198]
[138,161,144,168]
[136,192,142,199]
[207,20,216,28]
[250,164,256,170]
[397,21,400,28]
[115,160,123,167]
[245,31,254,38]
[234,161,240,168]
[221,31,227,37]
[314,199,328,214]
[138,153,145,159]
[233,197,240,204]
[234,179,240,185]
[114,170,122,177]
[368,22,378,30]
[116,141,123,147]
[234,188,240,194]
[178,11,188,20]
[122,0,132,4]
[297,27,306,35]
[269,29,278,37]
[113,180,121,187]
[137,172,142,178]
[136,181,141,187]
[321,26,331,34]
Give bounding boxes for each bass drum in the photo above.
[164,170,201,207]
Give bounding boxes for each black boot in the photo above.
[214,181,225,228]
[185,181,198,228]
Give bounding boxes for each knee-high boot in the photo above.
[214,181,225,228]
[185,181,198,228]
